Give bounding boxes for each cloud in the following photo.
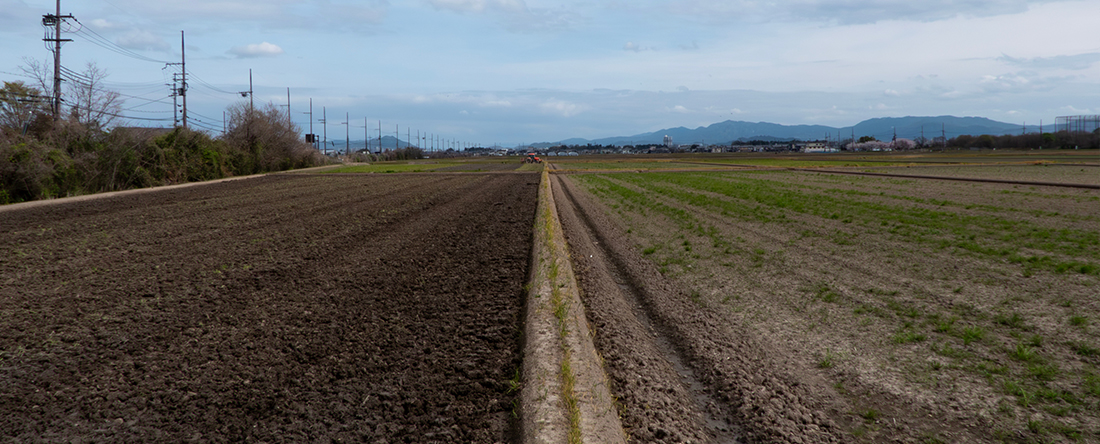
[679,41,700,51]
[116,30,172,52]
[427,0,528,14]
[623,41,653,52]
[539,99,585,117]
[96,0,388,33]
[998,52,1100,70]
[665,0,1059,25]
[228,42,285,58]
[670,105,691,113]
[89,18,127,31]
[427,0,582,32]
[884,89,900,96]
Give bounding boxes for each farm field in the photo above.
[1,150,1097,443]
[0,171,539,442]
[555,157,1099,442]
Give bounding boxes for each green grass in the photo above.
[577,171,1099,277]
[568,163,1100,440]
[960,326,985,345]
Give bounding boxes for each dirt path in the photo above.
[0,173,539,442]
[551,174,844,443]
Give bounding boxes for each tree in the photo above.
[223,101,319,172]
[0,81,49,134]
[858,135,877,143]
[65,62,123,129]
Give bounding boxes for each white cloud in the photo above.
[116,30,171,52]
[998,52,1100,71]
[884,89,900,96]
[427,0,528,14]
[228,42,285,58]
[539,99,585,117]
[670,105,690,113]
[623,41,656,52]
[89,18,127,31]
[664,0,1058,25]
[427,0,582,32]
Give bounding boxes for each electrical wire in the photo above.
[69,18,173,65]
[186,71,243,95]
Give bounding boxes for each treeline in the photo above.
[2,79,326,204]
[947,130,1099,150]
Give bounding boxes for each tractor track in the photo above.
[551,174,740,443]
[551,173,845,443]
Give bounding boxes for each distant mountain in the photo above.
[551,116,1040,146]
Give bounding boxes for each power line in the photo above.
[69,17,172,64]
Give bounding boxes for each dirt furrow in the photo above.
[0,173,539,442]
[552,174,738,443]
[552,173,845,443]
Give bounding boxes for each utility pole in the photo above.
[245,69,254,143]
[287,87,291,120]
[364,117,368,153]
[306,98,314,150]
[396,124,399,150]
[345,112,350,157]
[319,107,327,155]
[378,120,382,153]
[181,31,187,129]
[248,69,254,114]
[42,0,73,121]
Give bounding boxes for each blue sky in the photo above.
[2,0,1098,146]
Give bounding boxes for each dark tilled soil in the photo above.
[0,172,539,442]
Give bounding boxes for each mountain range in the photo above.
[552,116,1040,147]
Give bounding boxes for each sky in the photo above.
[1,0,1098,146]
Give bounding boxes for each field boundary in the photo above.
[521,168,625,444]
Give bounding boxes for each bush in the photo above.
[1,102,325,204]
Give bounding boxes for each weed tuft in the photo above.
[1010,343,1039,363]
[995,312,1031,330]
[960,326,985,345]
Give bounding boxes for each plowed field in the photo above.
[0,172,539,442]
[559,167,1099,443]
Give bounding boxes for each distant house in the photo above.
[802,142,838,153]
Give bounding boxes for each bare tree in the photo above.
[224,101,318,172]
[65,62,123,129]
[20,58,123,129]
[19,57,53,98]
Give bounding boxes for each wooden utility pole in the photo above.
[181,31,187,129]
[43,0,72,120]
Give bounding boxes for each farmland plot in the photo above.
[563,169,1099,443]
[0,172,538,442]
